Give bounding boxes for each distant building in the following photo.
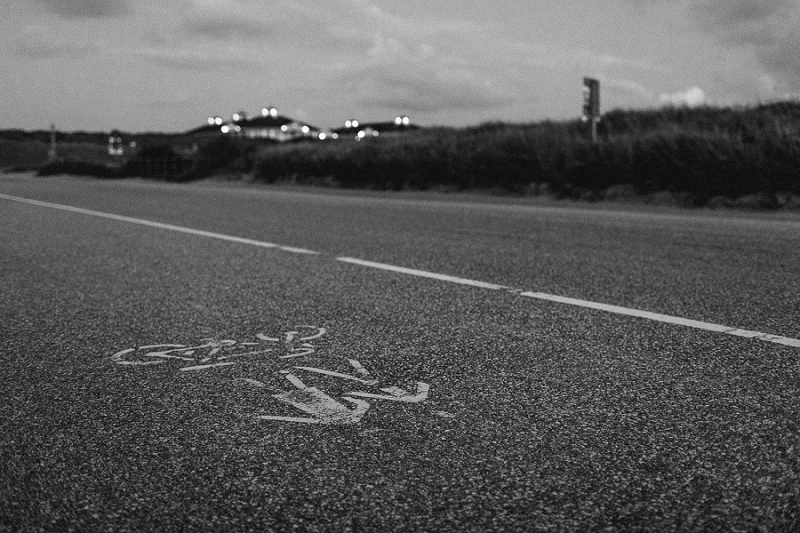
[186,107,321,142]
[108,130,124,156]
[332,116,419,140]
[187,110,420,142]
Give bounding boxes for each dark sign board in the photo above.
[582,77,600,121]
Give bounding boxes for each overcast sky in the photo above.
[2,0,799,132]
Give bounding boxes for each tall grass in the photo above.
[6,102,800,207]
[248,102,800,205]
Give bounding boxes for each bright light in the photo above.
[394,116,402,125]
[345,120,352,128]
[280,125,288,132]
[233,113,240,122]
[221,125,230,133]
[214,117,223,125]
[208,117,215,125]
[270,107,278,117]
[302,125,310,134]
[234,125,241,132]
[352,120,359,128]
[357,130,366,138]
[261,107,269,116]
[318,132,327,140]
[332,133,339,140]
[373,130,379,137]
[402,116,410,126]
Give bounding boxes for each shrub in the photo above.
[37,159,120,178]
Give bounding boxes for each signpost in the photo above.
[582,77,600,143]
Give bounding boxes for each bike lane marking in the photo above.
[0,193,319,255]
[3,192,798,349]
[110,326,435,426]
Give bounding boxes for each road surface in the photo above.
[1,173,798,532]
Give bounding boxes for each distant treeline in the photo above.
[7,102,800,208]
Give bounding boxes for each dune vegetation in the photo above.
[5,102,800,208]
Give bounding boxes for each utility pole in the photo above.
[582,77,600,143]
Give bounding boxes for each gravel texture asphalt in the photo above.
[1,173,799,532]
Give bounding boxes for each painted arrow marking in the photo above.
[348,382,430,403]
[259,373,370,425]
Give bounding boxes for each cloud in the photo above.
[180,15,279,41]
[9,25,93,59]
[599,77,655,101]
[338,60,513,114]
[691,0,800,88]
[693,0,791,27]
[659,86,706,107]
[136,44,264,70]
[35,0,129,18]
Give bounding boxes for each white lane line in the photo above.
[0,193,320,255]
[521,292,800,348]
[336,257,509,291]
[4,193,797,349]
[337,255,800,349]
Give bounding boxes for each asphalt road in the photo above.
[1,173,799,532]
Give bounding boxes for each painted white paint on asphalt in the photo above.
[348,382,431,403]
[348,359,371,377]
[5,192,797,350]
[294,366,379,385]
[179,362,236,371]
[260,372,371,425]
[0,193,320,255]
[339,257,800,349]
[238,378,268,388]
[521,292,800,348]
[336,257,509,291]
[113,327,432,426]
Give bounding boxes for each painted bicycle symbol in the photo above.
[112,325,435,425]
[111,326,326,371]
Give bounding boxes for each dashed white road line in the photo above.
[0,193,319,255]
[521,292,800,348]
[3,192,798,349]
[338,259,800,349]
[336,257,509,291]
